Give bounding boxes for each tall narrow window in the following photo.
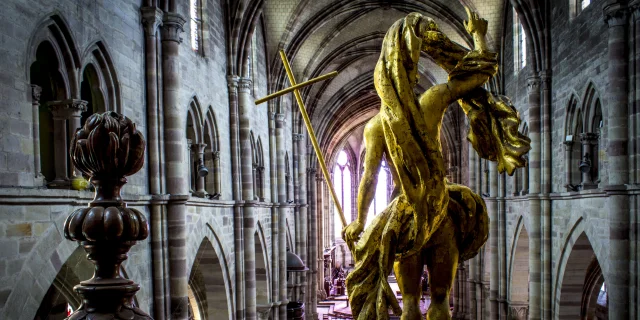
[513,10,527,72]
[366,160,389,227]
[333,150,352,239]
[190,0,202,53]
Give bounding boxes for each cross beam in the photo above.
[255,50,348,230]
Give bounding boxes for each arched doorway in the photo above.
[558,232,605,319]
[189,238,232,320]
[509,224,529,320]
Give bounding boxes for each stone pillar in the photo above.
[268,111,280,320]
[527,76,542,320]
[275,112,289,320]
[563,140,574,191]
[30,85,44,184]
[604,3,630,319]
[193,143,207,196]
[161,12,189,320]
[307,167,319,320]
[294,133,308,305]
[316,173,326,301]
[47,99,87,188]
[228,76,246,320]
[238,76,257,320]
[468,145,478,320]
[141,7,166,319]
[498,173,508,320]
[488,162,499,320]
[579,133,598,189]
[541,70,553,320]
[213,151,222,198]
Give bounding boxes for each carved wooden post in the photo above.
[64,111,151,320]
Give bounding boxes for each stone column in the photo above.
[47,99,87,188]
[488,162,499,320]
[468,145,477,320]
[541,70,553,320]
[604,3,630,319]
[212,151,221,198]
[579,133,598,189]
[563,140,574,191]
[141,7,166,318]
[228,76,246,320]
[193,143,207,196]
[307,167,319,320]
[238,76,257,320]
[268,111,280,320]
[30,85,44,184]
[68,102,84,182]
[498,173,508,319]
[161,12,189,320]
[275,112,288,320]
[294,133,308,305]
[316,173,326,301]
[527,76,542,320]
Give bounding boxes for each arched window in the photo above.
[285,153,292,203]
[366,160,390,227]
[250,136,266,202]
[333,150,352,239]
[204,107,221,199]
[187,98,206,197]
[571,0,591,18]
[513,9,526,72]
[190,0,203,53]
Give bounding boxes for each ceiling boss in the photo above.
[340,7,531,320]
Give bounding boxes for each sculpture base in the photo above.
[66,283,152,320]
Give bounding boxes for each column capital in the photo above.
[161,12,186,43]
[526,77,540,93]
[47,99,88,118]
[191,143,207,153]
[540,70,552,87]
[30,84,42,104]
[269,112,276,120]
[307,167,317,174]
[579,132,599,144]
[603,2,628,26]
[227,75,240,90]
[238,77,252,93]
[275,113,285,123]
[632,0,640,20]
[141,6,163,36]
[212,150,220,160]
[293,133,304,141]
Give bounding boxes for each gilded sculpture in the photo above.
[342,8,531,320]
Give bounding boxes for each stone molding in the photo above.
[603,2,628,27]
[238,77,252,93]
[161,12,186,43]
[227,75,239,91]
[141,6,163,36]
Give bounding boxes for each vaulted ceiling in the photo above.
[261,0,505,160]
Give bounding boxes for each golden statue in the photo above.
[343,8,531,320]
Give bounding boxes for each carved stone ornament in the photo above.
[31,84,42,103]
[604,2,628,27]
[64,111,151,320]
[161,12,186,43]
[141,6,163,36]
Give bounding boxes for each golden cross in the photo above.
[255,50,348,230]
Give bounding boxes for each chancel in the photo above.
[0,0,638,320]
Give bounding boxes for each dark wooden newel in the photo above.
[64,111,152,320]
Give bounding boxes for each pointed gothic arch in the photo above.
[508,216,530,319]
[254,221,271,305]
[204,107,222,198]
